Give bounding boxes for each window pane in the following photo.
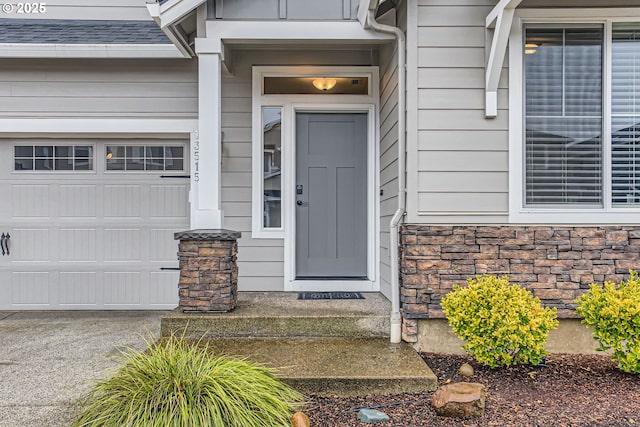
[35,159,53,170]
[166,146,184,159]
[145,146,164,157]
[15,146,33,157]
[106,158,125,170]
[126,158,144,170]
[55,158,74,170]
[126,146,144,158]
[35,146,53,158]
[106,146,125,159]
[55,146,73,157]
[612,24,640,206]
[15,159,33,170]
[74,159,93,171]
[75,146,93,158]
[524,27,603,206]
[263,107,282,228]
[146,158,164,170]
[165,158,184,171]
[264,77,368,95]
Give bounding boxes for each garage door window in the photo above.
[105,145,185,172]
[14,145,94,171]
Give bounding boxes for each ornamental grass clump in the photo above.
[441,275,558,368]
[576,270,640,374]
[73,336,305,427]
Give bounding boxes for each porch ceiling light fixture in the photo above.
[525,43,539,55]
[312,78,337,91]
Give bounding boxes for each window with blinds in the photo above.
[524,27,604,207]
[612,23,640,207]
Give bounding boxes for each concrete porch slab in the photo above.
[162,292,391,339]
[203,337,438,397]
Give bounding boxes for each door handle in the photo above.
[1,233,5,256]
[5,233,9,256]
[296,200,308,206]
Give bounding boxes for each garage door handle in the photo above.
[160,175,190,179]
[0,233,8,256]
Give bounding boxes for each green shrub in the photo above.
[73,336,305,427]
[575,271,640,374]
[441,275,559,368]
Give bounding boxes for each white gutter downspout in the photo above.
[363,6,406,344]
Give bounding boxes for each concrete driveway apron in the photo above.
[0,311,166,427]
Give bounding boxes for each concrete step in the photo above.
[161,292,391,339]
[203,337,438,397]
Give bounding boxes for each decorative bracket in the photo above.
[485,0,523,118]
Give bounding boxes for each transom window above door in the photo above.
[514,18,640,220]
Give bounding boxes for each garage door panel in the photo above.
[149,271,179,306]
[12,184,50,218]
[59,272,97,305]
[104,228,142,262]
[150,185,188,218]
[11,271,50,305]
[59,229,96,262]
[103,272,141,305]
[59,185,97,218]
[104,185,142,218]
[12,228,50,262]
[149,229,180,262]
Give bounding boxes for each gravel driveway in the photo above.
[0,311,167,427]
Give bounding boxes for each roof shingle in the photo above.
[0,19,170,44]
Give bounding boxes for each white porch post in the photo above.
[193,38,224,229]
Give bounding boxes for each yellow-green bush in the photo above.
[441,275,559,368]
[575,271,640,374]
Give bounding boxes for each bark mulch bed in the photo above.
[305,353,640,427]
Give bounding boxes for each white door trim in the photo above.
[251,66,380,292]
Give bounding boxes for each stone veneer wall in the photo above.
[399,225,640,342]
[175,229,240,313]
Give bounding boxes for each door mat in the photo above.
[297,292,365,300]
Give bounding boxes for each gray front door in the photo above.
[295,112,368,279]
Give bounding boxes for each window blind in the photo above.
[524,27,603,206]
[612,23,640,206]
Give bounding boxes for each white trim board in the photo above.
[0,119,197,135]
[207,20,394,46]
[0,44,185,59]
[251,66,380,292]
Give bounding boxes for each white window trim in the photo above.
[251,66,380,292]
[509,8,640,224]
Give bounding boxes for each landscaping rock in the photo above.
[357,408,390,423]
[431,382,486,418]
[459,363,475,377]
[291,411,310,427]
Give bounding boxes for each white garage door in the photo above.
[0,139,190,310]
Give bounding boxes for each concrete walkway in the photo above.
[0,311,167,427]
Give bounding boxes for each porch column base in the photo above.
[174,229,241,313]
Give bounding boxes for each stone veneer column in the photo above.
[174,229,241,313]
